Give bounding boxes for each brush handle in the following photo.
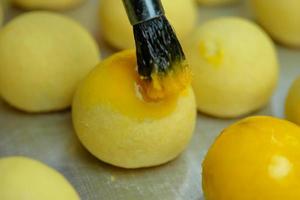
[122,0,165,25]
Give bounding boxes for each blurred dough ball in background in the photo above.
[185,17,278,118]
[251,0,300,47]
[0,4,2,26]
[0,12,100,113]
[12,0,85,10]
[197,0,239,6]
[99,0,198,50]
[0,156,79,200]
[285,76,300,125]
[0,0,6,26]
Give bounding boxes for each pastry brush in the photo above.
[122,0,191,100]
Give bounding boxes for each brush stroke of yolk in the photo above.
[199,40,224,66]
[77,50,186,120]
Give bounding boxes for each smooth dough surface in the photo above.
[99,0,197,49]
[285,76,300,125]
[0,12,100,112]
[0,156,80,200]
[185,17,278,118]
[13,0,84,10]
[251,0,300,47]
[197,0,238,6]
[0,3,3,26]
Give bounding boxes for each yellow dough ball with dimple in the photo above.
[251,0,300,47]
[0,12,100,113]
[185,17,278,118]
[203,116,300,200]
[285,77,300,125]
[12,0,84,10]
[0,156,79,200]
[99,0,197,49]
[72,50,196,169]
[197,0,238,6]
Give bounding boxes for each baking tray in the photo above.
[1,0,300,199]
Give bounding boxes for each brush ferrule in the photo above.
[122,0,165,25]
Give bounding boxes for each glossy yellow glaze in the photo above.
[286,76,300,125]
[77,50,187,119]
[0,157,79,200]
[203,116,300,200]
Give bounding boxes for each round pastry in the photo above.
[251,0,300,47]
[203,116,300,200]
[185,17,278,118]
[0,12,100,112]
[0,156,79,200]
[12,0,84,10]
[285,76,300,125]
[197,0,239,6]
[99,0,197,49]
[72,50,196,169]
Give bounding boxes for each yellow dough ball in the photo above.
[203,116,300,200]
[0,156,79,200]
[251,0,300,47]
[185,17,278,118]
[99,0,197,49]
[197,0,238,6]
[0,12,100,112]
[285,76,300,125]
[12,0,84,10]
[72,50,196,169]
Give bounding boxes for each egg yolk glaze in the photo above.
[139,60,192,102]
[203,116,300,200]
[74,50,190,120]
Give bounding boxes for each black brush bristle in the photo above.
[133,15,186,79]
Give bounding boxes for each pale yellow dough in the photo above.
[185,17,278,118]
[197,0,238,6]
[72,50,196,169]
[0,3,3,26]
[0,12,100,112]
[0,156,79,200]
[13,0,84,10]
[251,0,300,47]
[0,0,7,26]
[285,76,300,125]
[99,0,197,49]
